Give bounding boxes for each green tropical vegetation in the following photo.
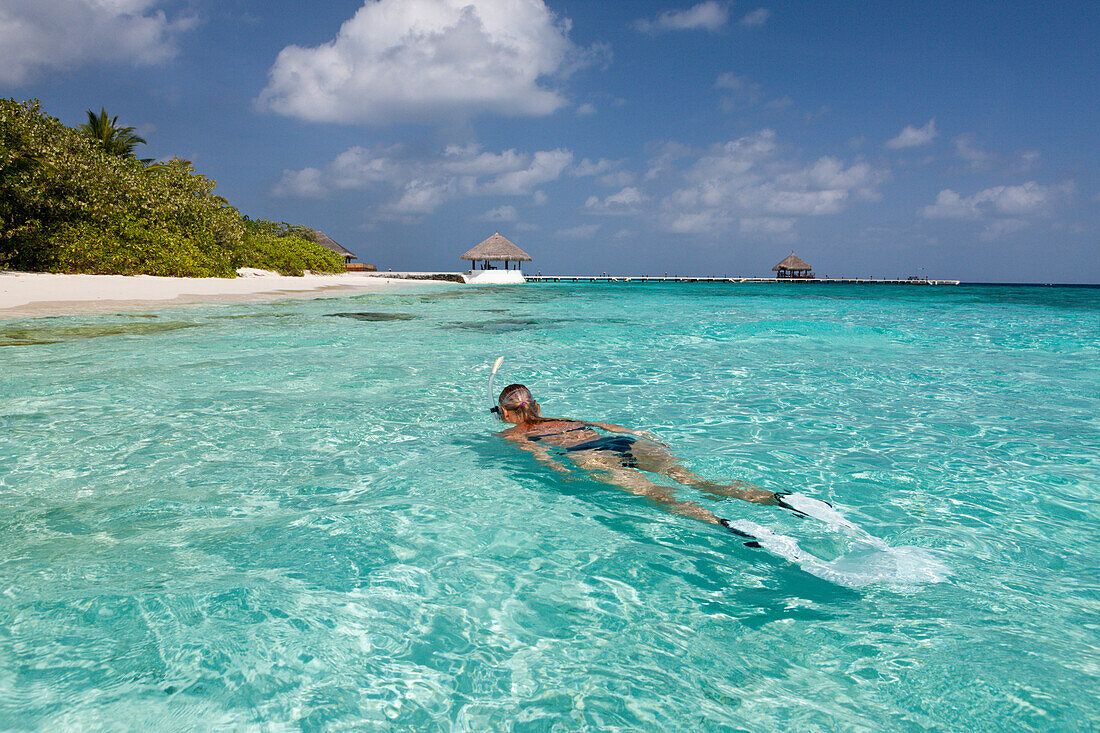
[0,98,345,277]
[79,107,151,161]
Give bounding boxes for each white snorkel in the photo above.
[488,356,505,419]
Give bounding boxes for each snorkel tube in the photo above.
[488,356,505,419]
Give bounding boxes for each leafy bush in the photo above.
[51,217,235,277]
[0,98,346,277]
[233,219,345,275]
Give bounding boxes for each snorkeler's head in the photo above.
[497,383,541,423]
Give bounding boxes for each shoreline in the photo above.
[0,270,457,319]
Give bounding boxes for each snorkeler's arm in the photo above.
[505,436,573,475]
[584,421,668,446]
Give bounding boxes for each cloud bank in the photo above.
[258,0,578,124]
[273,143,574,217]
[656,129,889,235]
[0,0,194,84]
[922,180,1073,239]
[279,127,896,241]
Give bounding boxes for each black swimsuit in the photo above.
[566,436,638,468]
[527,427,638,468]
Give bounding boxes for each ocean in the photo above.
[1,282,1097,730]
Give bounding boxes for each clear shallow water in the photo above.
[1,283,1097,731]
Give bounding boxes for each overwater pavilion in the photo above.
[461,232,532,271]
[772,252,814,279]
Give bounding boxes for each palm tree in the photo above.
[79,108,150,161]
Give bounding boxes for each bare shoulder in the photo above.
[497,426,524,439]
[530,418,586,433]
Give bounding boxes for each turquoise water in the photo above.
[1,283,1097,730]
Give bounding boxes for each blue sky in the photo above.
[3,0,1097,282]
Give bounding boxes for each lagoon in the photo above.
[1,283,1097,730]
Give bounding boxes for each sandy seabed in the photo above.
[0,269,434,318]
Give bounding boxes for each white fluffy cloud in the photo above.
[715,72,763,111]
[954,134,995,171]
[921,181,1073,239]
[0,0,194,84]
[440,144,529,176]
[573,158,615,177]
[273,143,573,216]
[573,157,637,188]
[886,119,938,149]
[954,134,1042,175]
[644,141,692,181]
[634,1,728,33]
[482,150,573,195]
[657,129,889,235]
[922,181,1069,220]
[273,167,327,198]
[258,0,577,124]
[585,187,645,215]
[740,8,770,26]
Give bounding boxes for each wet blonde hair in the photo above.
[497,383,545,423]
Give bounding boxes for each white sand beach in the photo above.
[0,269,431,318]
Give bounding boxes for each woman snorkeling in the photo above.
[493,383,789,528]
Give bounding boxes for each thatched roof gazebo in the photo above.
[772,252,814,279]
[310,231,357,264]
[461,232,532,271]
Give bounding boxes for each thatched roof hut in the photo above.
[772,252,813,278]
[461,232,532,270]
[310,231,357,263]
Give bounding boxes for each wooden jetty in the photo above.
[526,276,960,285]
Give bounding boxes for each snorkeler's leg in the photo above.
[628,443,778,504]
[585,466,722,526]
[682,475,779,505]
[568,454,770,543]
[658,460,817,515]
